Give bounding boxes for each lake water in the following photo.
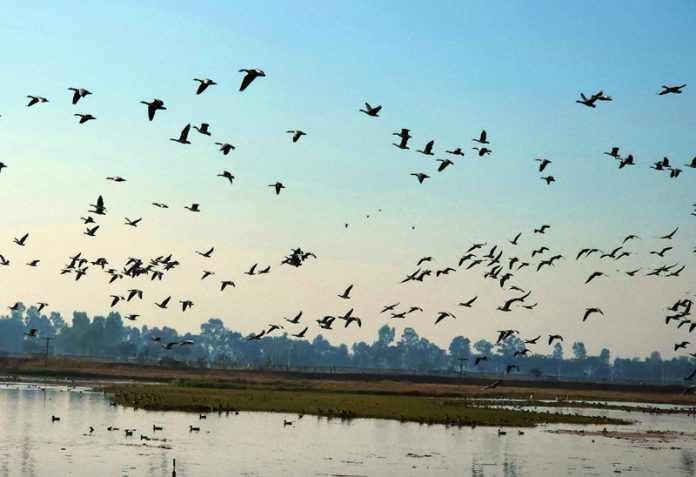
[0,381,694,476]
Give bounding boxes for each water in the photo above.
[0,382,694,476]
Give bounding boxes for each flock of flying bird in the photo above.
[1,72,695,389]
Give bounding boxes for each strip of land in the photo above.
[2,356,695,426]
[103,382,627,427]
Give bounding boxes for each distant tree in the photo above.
[351,341,372,367]
[529,368,543,378]
[572,342,587,360]
[376,325,395,347]
[599,348,610,364]
[474,339,493,356]
[448,336,471,360]
[552,342,563,360]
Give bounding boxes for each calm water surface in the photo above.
[0,382,694,476]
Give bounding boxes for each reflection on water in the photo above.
[0,382,694,476]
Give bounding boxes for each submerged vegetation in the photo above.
[104,380,629,427]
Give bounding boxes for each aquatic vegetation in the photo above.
[103,382,628,427]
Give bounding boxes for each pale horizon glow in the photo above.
[0,1,695,359]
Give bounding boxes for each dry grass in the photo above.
[3,356,696,406]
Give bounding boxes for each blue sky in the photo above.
[0,1,695,358]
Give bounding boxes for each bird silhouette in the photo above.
[411,172,429,183]
[287,130,306,143]
[583,308,604,322]
[473,130,489,144]
[417,140,434,155]
[338,285,353,299]
[27,96,49,107]
[170,124,191,144]
[658,84,686,95]
[392,129,412,149]
[74,113,96,124]
[269,182,285,195]
[68,87,92,104]
[360,102,382,116]
[239,68,265,91]
[193,78,217,94]
[140,99,166,120]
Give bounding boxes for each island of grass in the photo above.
[102,380,628,427]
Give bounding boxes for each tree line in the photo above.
[0,304,692,383]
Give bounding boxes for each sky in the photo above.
[0,1,695,359]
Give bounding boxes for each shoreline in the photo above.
[2,356,695,426]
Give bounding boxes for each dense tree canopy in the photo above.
[1,304,692,383]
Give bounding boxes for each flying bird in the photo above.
[218,171,235,184]
[68,88,92,104]
[576,92,597,108]
[193,78,217,95]
[287,130,306,143]
[74,113,96,124]
[197,247,214,258]
[410,172,429,183]
[583,308,604,322]
[392,129,412,149]
[675,341,690,351]
[360,103,381,116]
[26,96,49,107]
[170,124,191,144]
[215,142,236,155]
[536,158,551,172]
[417,140,434,156]
[473,130,489,144]
[193,123,211,136]
[436,159,454,172]
[338,285,353,299]
[284,311,303,324]
[239,68,265,91]
[548,335,563,345]
[291,327,308,338]
[658,84,686,95]
[604,147,621,158]
[585,271,607,284]
[434,311,455,324]
[660,227,678,240]
[140,99,166,121]
[472,147,491,157]
[14,233,29,246]
[269,182,285,195]
[509,232,521,245]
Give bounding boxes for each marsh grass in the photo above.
[103,381,628,427]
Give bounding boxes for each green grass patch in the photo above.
[102,382,628,427]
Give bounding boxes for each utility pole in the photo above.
[457,357,468,378]
[41,337,54,367]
